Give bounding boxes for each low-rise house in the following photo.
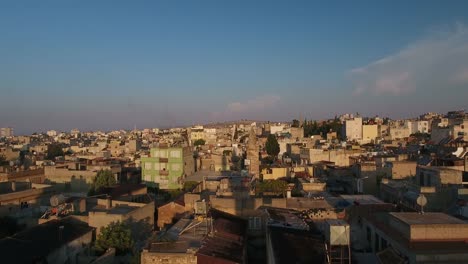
[0,181,55,218]
[44,158,121,192]
[265,208,326,264]
[260,165,290,180]
[0,216,93,264]
[363,212,468,263]
[142,209,247,264]
[380,160,417,180]
[88,196,154,235]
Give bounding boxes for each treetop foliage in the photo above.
[94,221,134,255]
[89,170,116,195]
[265,134,280,158]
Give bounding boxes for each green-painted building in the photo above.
[141,145,194,189]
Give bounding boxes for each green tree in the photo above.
[193,139,206,146]
[89,170,117,195]
[46,143,64,160]
[183,181,199,191]
[265,134,280,158]
[256,180,288,197]
[291,119,300,128]
[94,221,134,255]
[231,155,241,171]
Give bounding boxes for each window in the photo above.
[381,238,388,250]
[144,174,152,182]
[172,163,181,171]
[248,217,262,230]
[159,150,167,158]
[144,162,152,170]
[170,150,181,158]
[426,174,432,186]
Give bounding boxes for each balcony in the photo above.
[159,158,169,163]
[159,170,169,176]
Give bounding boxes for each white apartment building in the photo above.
[270,124,285,135]
[343,117,362,141]
[408,120,429,134]
[0,127,14,137]
[47,130,57,137]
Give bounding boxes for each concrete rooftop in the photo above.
[390,212,466,225]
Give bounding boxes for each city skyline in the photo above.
[1,1,468,134]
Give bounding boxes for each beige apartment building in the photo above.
[362,124,378,143]
[343,117,362,141]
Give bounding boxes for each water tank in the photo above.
[324,219,350,246]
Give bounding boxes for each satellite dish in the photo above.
[416,194,427,214]
[50,194,66,207]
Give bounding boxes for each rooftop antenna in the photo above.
[416,194,427,214]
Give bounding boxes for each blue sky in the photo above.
[1,0,468,134]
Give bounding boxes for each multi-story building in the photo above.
[125,139,141,154]
[289,126,304,140]
[363,212,468,263]
[247,127,260,178]
[362,124,378,143]
[343,117,362,141]
[189,126,205,144]
[0,127,14,137]
[46,130,57,137]
[409,120,429,134]
[203,128,217,145]
[389,121,411,139]
[141,145,194,189]
[452,119,468,141]
[431,118,468,143]
[270,124,285,135]
[70,128,80,137]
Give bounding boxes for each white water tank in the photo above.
[325,219,350,246]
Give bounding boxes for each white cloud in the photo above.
[350,24,468,95]
[211,95,281,120]
[227,95,280,113]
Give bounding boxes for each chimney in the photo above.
[106,196,112,209]
[11,181,16,192]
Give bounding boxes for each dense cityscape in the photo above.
[1,110,468,263]
[2,1,468,264]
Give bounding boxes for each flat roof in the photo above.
[340,195,384,205]
[265,207,309,230]
[0,217,93,263]
[390,212,466,225]
[92,205,139,214]
[148,218,207,253]
[268,226,325,263]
